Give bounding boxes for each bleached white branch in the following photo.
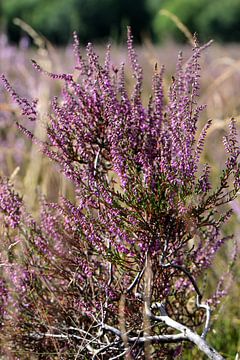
[160,261,212,340]
[126,266,145,293]
[147,302,224,360]
[101,299,224,360]
[29,304,223,360]
[101,323,187,343]
[196,295,211,339]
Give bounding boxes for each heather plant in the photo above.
[0,33,31,176]
[0,29,239,359]
[0,29,74,210]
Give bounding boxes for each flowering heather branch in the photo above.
[1,75,38,122]
[0,177,22,228]
[1,30,239,358]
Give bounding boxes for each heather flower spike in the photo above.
[0,177,22,228]
[1,74,38,121]
[0,29,239,359]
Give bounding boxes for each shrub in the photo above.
[1,29,239,358]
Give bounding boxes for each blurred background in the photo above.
[0,0,240,359]
[1,0,240,45]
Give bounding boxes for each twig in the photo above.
[196,296,211,339]
[161,262,202,300]
[101,323,187,344]
[147,303,224,360]
[100,301,224,360]
[160,261,212,339]
[93,148,101,176]
[126,266,145,293]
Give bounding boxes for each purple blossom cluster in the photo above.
[0,177,22,228]
[0,29,239,358]
[0,35,35,175]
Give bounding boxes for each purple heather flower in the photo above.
[0,177,22,228]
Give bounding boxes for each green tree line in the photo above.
[1,0,240,44]
[0,0,151,44]
[152,0,240,43]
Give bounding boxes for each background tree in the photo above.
[1,0,151,44]
[152,0,240,43]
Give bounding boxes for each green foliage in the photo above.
[152,0,240,43]
[0,0,240,44]
[196,0,240,42]
[153,0,208,42]
[2,0,78,44]
[1,0,151,44]
[3,0,240,44]
[73,0,119,42]
[183,304,240,359]
[30,0,79,44]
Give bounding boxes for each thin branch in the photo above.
[126,266,145,293]
[160,261,212,339]
[29,332,80,341]
[196,296,211,339]
[101,323,122,337]
[93,148,101,176]
[130,333,187,344]
[147,303,224,360]
[109,349,129,360]
[161,262,202,300]
[101,323,187,343]
[92,341,121,359]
